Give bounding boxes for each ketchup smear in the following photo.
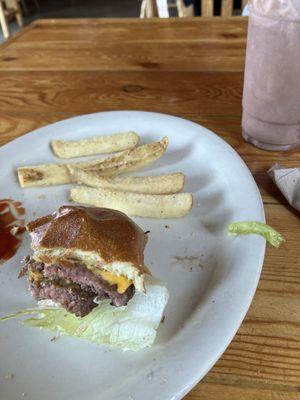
[0,199,25,264]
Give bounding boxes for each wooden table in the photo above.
[0,17,299,400]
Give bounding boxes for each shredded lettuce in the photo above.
[0,276,169,351]
[228,221,285,248]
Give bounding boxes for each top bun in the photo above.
[27,205,149,291]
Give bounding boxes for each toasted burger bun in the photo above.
[26,206,149,292]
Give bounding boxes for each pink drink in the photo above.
[242,0,300,150]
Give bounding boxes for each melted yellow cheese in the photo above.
[88,267,132,294]
[99,270,132,294]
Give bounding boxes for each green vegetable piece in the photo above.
[228,221,285,248]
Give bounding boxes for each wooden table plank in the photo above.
[0,71,243,114]
[8,18,248,43]
[0,17,299,400]
[0,18,247,71]
[0,42,246,71]
[189,383,300,400]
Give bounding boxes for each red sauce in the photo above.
[0,199,25,264]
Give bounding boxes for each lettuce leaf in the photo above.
[228,221,285,248]
[0,276,169,351]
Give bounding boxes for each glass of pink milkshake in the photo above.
[242,0,300,151]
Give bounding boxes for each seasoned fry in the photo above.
[84,136,169,176]
[17,137,168,188]
[17,157,105,188]
[51,132,140,158]
[17,164,72,188]
[68,166,185,194]
[70,186,193,218]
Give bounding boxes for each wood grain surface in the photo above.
[0,17,299,399]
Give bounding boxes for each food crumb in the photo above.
[164,225,169,229]
[173,255,204,271]
[4,373,14,380]
[147,370,154,381]
[50,336,59,342]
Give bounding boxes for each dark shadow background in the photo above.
[23,0,245,20]
[23,0,141,21]
[183,0,244,15]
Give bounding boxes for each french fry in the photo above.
[17,163,72,188]
[68,166,185,194]
[17,137,169,188]
[51,132,140,158]
[17,157,105,188]
[84,136,169,176]
[70,186,193,218]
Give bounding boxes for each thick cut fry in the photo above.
[17,157,105,188]
[17,137,168,188]
[70,186,193,218]
[51,132,140,158]
[68,166,185,194]
[84,136,169,176]
[17,164,72,187]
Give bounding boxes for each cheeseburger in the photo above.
[20,205,150,317]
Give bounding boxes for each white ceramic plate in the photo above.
[0,111,265,400]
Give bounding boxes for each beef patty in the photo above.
[20,257,135,317]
